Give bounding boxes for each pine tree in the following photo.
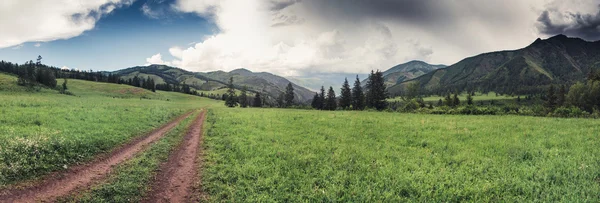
[452,93,460,107]
[351,75,365,110]
[284,83,294,107]
[339,78,352,109]
[239,87,248,108]
[467,93,474,105]
[225,77,238,107]
[325,86,337,110]
[62,78,68,90]
[545,84,557,110]
[319,86,326,110]
[443,94,452,106]
[253,93,262,107]
[311,93,320,109]
[437,99,443,107]
[366,70,388,110]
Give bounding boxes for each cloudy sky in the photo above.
[1,0,600,77]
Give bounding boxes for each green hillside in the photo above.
[114,65,314,102]
[389,35,600,96]
[377,60,446,87]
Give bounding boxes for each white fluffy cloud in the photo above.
[0,0,133,48]
[145,53,173,66]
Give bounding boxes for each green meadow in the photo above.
[2,72,600,201]
[202,107,600,202]
[0,73,220,186]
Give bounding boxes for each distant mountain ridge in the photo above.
[114,65,314,102]
[379,60,446,87]
[359,60,445,88]
[389,34,600,96]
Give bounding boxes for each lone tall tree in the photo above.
[325,86,337,110]
[351,75,365,110]
[319,86,326,110]
[284,82,295,107]
[339,78,352,109]
[365,70,388,110]
[225,77,238,107]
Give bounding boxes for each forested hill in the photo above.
[114,65,315,102]
[389,34,600,96]
[365,60,445,87]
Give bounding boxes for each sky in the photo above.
[1,0,600,77]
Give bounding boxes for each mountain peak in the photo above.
[548,34,568,40]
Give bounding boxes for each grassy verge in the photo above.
[202,107,600,202]
[60,111,200,202]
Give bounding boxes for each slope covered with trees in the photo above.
[115,65,314,103]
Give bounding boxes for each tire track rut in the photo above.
[143,110,206,203]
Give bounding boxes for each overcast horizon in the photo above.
[2,0,600,77]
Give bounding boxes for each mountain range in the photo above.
[364,60,446,87]
[113,65,315,102]
[110,34,599,102]
[389,34,600,96]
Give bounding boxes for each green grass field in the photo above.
[202,108,600,202]
[3,72,600,201]
[0,73,220,187]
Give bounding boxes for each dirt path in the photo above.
[143,110,206,203]
[0,111,193,203]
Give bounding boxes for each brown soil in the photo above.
[0,111,193,203]
[142,110,206,203]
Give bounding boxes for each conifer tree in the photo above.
[284,82,295,107]
[365,70,388,110]
[62,78,68,90]
[311,93,321,109]
[351,75,365,110]
[467,93,474,105]
[319,86,326,110]
[325,86,337,110]
[545,84,557,110]
[239,87,248,108]
[452,93,460,107]
[225,77,238,107]
[443,94,452,106]
[339,78,352,109]
[437,99,443,107]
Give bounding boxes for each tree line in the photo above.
[309,70,388,111]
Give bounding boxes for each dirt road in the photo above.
[143,110,206,203]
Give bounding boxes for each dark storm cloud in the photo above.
[537,8,600,41]
[301,0,450,25]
